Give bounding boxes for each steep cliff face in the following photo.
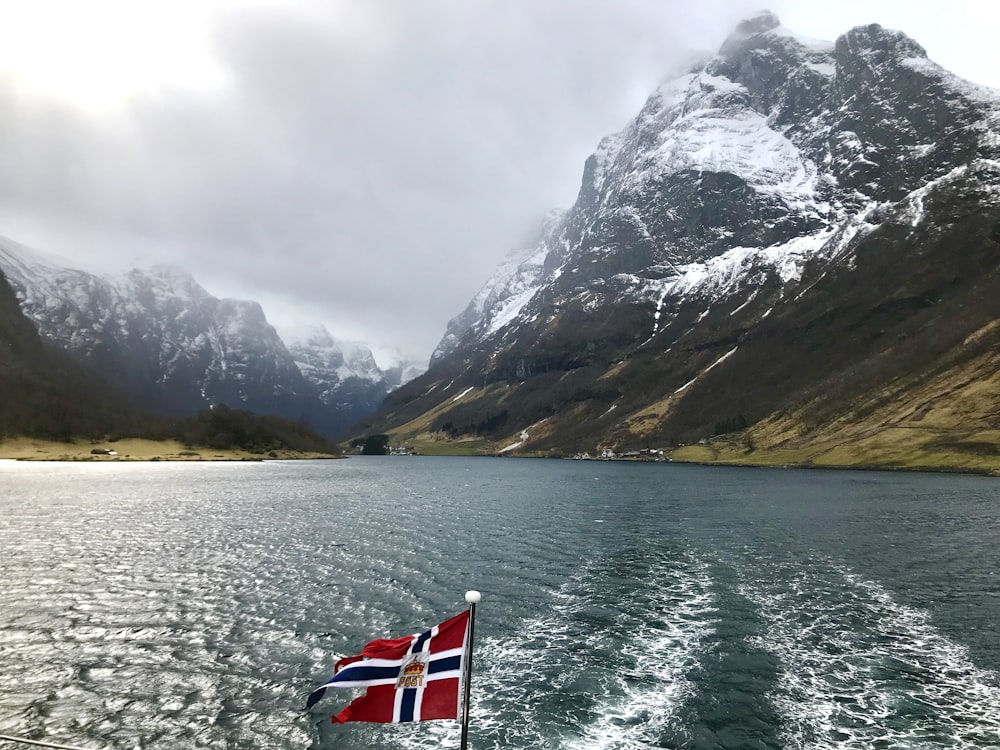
[362,13,1000,463]
[0,240,412,438]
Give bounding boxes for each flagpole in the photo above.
[459,590,480,750]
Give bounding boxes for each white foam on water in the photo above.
[741,563,1000,749]
[560,556,718,750]
[389,552,718,750]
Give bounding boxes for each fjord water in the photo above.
[1,458,999,750]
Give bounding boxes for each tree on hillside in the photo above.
[361,434,390,455]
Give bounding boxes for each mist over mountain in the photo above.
[0,238,423,438]
[360,11,1000,469]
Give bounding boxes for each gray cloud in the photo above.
[0,0,993,361]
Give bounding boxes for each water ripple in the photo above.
[2,459,1000,749]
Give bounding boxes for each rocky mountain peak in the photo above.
[376,13,1000,461]
[120,265,213,316]
[708,13,834,122]
[280,323,382,382]
[715,10,787,66]
[835,23,927,67]
[729,9,781,38]
[281,323,338,351]
[831,24,928,113]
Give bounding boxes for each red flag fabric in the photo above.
[307,609,470,724]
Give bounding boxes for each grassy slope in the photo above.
[671,346,1000,475]
[373,339,1000,471]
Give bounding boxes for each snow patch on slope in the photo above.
[486,282,542,337]
[650,229,835,306]
[498,419,548,454]
[591,50,831,221]
[661,105,817,198]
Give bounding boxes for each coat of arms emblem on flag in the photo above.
[307,591,480,740]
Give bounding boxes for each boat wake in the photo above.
[739,558,1000,749]
[390,547,717,750]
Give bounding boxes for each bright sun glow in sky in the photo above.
[0,0,242,109]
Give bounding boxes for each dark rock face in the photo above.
[711,12,829,119]
[364,13,1000,454]
[823,27,986,203]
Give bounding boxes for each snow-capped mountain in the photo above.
[365,12,1000,460]
[0,238,411,437]
[281,325,385,386]
[279,324,416,429]
[433,11,999,365]
[379,358,428,390]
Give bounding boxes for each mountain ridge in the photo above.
[0,237,424,438]
[356,13,1000,471]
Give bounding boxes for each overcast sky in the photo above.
[1,1,997,364]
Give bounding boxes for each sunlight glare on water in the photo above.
[1,458,999,749]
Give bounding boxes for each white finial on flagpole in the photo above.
[460,591,480,750]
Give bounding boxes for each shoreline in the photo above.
[0,438,341,462]
[664,455,1000,477]
[5,438,996,478]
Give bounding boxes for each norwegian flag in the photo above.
[307,609,470,723]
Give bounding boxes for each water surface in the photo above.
[1,457,999,749]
